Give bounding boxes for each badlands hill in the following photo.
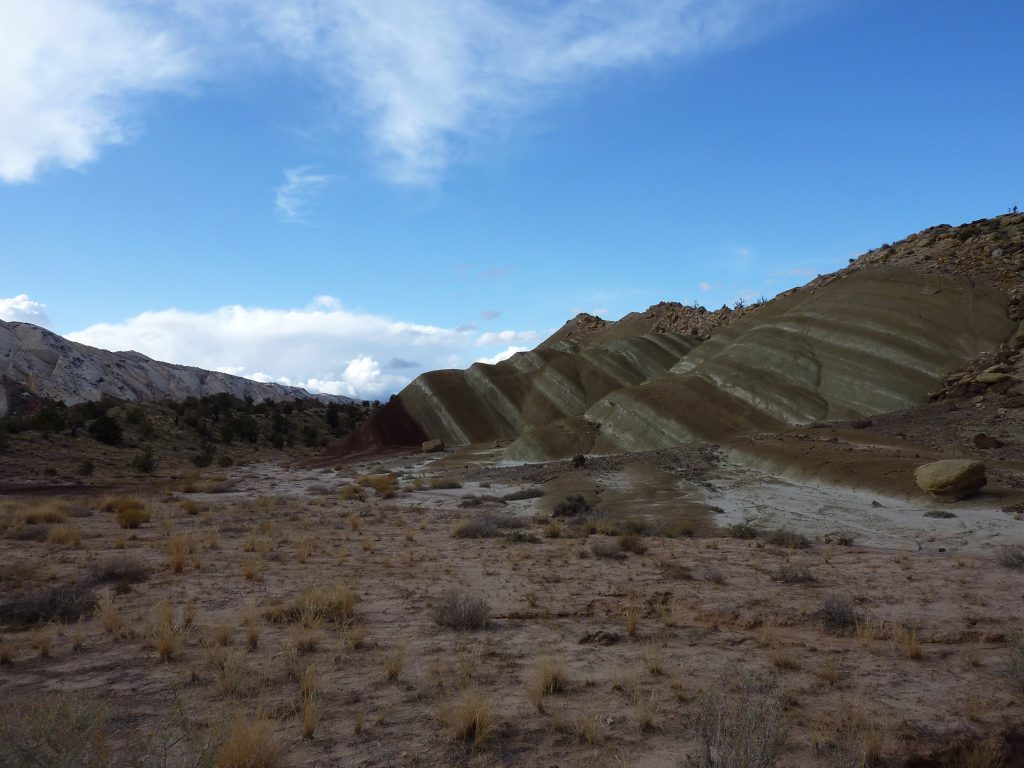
[0,320,351,419]
[340,213,1024,460]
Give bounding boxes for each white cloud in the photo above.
[0,0,193,183]
[699,281,713,292]
[63,297,539,400]
[480,309,501,320]
[475,346,529,365]
[475,329,537,347]
[0,294,51,326]
[274,166,331,222]
[1,0,801,185]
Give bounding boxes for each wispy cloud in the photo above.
[0,0,193,183]
[476,329,537,347]
[274,166,331,222]
[64,296,538,400]
[0,294,51,326]
[0,0,804,185]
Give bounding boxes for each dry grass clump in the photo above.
[691,674,787,768]
[116,504,151,529]
[0,638,13,665]
[501,487,545,501]
[618,531,648,554]
[20,501,68,525]
[339,485,365,502]
[180,499,207,516]
[150,600,183,660]
[382,646,404,682]
[215,717,282,768]
[430,476,463,490]
[996,544,1024,570]
[452,513,527,539]
[212,649,249,696]
[95,592,124,635]
[764,528,811,549]
[527,658,567,711]
[890,624,922,660]
[357,474,398,497]
[168,534,190,573]
[590,537,626,559]
[434,589,490,630]
[626,606,641,637]
[264,583,357,626]
[45,524,82,549]
[815,594,857,634]
[722,522,758,540]
[244,612,261,650]
[440,688,496,745]
[773,564,815,584]
[1009,634,1024,693]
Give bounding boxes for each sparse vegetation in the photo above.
[815,594,857,634]
[690,675,787,768]
[434,589,490,630]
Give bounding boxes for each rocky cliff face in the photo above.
[0,320,350,417]
[339,213,1024,459]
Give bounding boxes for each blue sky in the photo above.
[1,0,1022,399]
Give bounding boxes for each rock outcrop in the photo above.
[335,213,1024,460]
[0,320,350,418]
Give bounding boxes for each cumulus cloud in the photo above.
[2,0,801,184]
[476,329,537,347]
[0,0,193,183]
[64,297,537,400]
[0,294,51,326]
[476,346,529,365]
[274,166,331,222]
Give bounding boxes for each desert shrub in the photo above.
[723,523,758,540]
[117,505,151,529]
[773,564,815,584]
[815,594,857,634]
[46,524,82,548]
[453,517,498,539]
[89,555,151,585]
[764,528,810,549]
[217,455,234,468]
[502,487,545,501]
[621,517,650,535]
[618,532,648,554]
[590,538,625,559]
[0,695,136,768]
[689,674,787,768]
[458,494,505,508]
[76,459,94,476]
[553,495,591,517]
[997,544,1024,570]
[338,484,365,501]
[132,448,156,474]
[0,580,94,624]
[430,477,463,490]
[88,415,122,446]
[434,589,490,630]
[192,450,214,468]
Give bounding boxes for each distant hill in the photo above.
[337,213,1024,459]
[0,320,351,418]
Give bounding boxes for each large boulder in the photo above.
[422,438,446,453]
[914,459,987,502]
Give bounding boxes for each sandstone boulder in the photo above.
[914,459,987,502]
[422,438,446,453]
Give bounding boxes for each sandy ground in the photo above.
[2,446,1024,768]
